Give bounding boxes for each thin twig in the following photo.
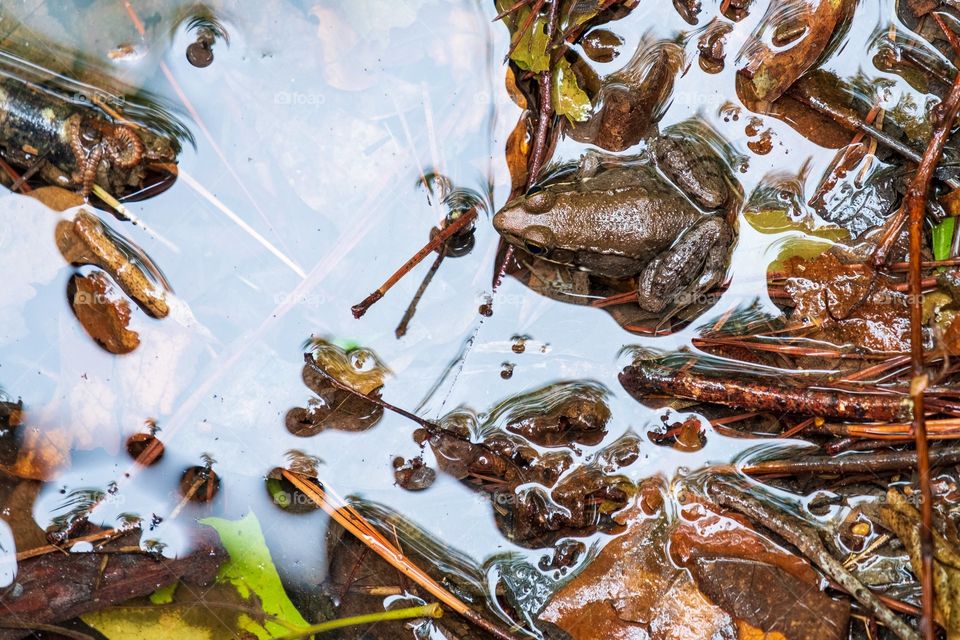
[525,0,560,186]
[352,209,477,318]
[733,444,960,476]
[872,70,960,640]
[303,353,440,432]
[281,470,522,640]
[395,246,446,338]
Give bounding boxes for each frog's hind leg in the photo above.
[636,217,733,313]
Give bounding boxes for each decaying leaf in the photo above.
[880,489,960,639]
[689,558,849,640]
[567,38,682,151]
[3,529,226,635]
[737,0,849,108]
[504,113,531,192]
[744,209,849,243]
[538,485,738,639]
[324,503,491,640]
[671,498,850,640]
[285,341,387,435]
[68,271,140,354]
[2,423,72,481]
[309,338,388,396]
[780,252,914,353]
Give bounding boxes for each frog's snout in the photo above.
[492,207,511,236]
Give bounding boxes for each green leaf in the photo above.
[509,15,550,73]
[201,511,309,639]
[553,57,591,123]
[85,512,308,639]
[933,216,955,262]
[83,609,215,640]
[149,581,178,605]
[743,208,849,242]
[768,237,835,272]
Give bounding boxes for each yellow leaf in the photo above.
[553,57,592,123]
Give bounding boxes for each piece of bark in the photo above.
[0,528,226,639]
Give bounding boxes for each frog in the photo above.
[493,133,738,314]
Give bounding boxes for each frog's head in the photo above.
[492,188,564,261]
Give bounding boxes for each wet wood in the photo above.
[735,444,960,475]
[351,208,476,318]
[619,364,911,421]
[0,529,225,639]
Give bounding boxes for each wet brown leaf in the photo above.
[781,252,913,353]
[669,498,850,639]
[689,557,850,640]
[737,0,849,108]
[906,0,938,17]
[880,489,960,639]
[580,29,623,63]
[324,506,492,640]
[670,503,818,584]
[2,425,72,481]
[393,456,436,491]
[1,529,226,635]
[68,271,140,354]
[504,115,531,194]
[285,342,387,435]
[567,39,682,151]
[539,486,738,639]
[310,339,387,396]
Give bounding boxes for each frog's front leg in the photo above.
[636,216,733,313]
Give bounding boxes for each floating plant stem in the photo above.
[272,603,443,640]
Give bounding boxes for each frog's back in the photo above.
[548,166,701,274]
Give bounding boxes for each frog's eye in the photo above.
[524,240,547,256]
[522,190,555,214]
[521,225,554,257]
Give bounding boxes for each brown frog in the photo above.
[493,134,738,313]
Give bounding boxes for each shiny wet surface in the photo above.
[0,0,918,632]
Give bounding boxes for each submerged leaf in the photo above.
[510,15,550,73]
[737,0,848,107]
[201,511,309,639]
[553,57,591,123]
[539,487,738,639]
[744,208,849,241]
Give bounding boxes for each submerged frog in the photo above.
[493,134,738,313]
